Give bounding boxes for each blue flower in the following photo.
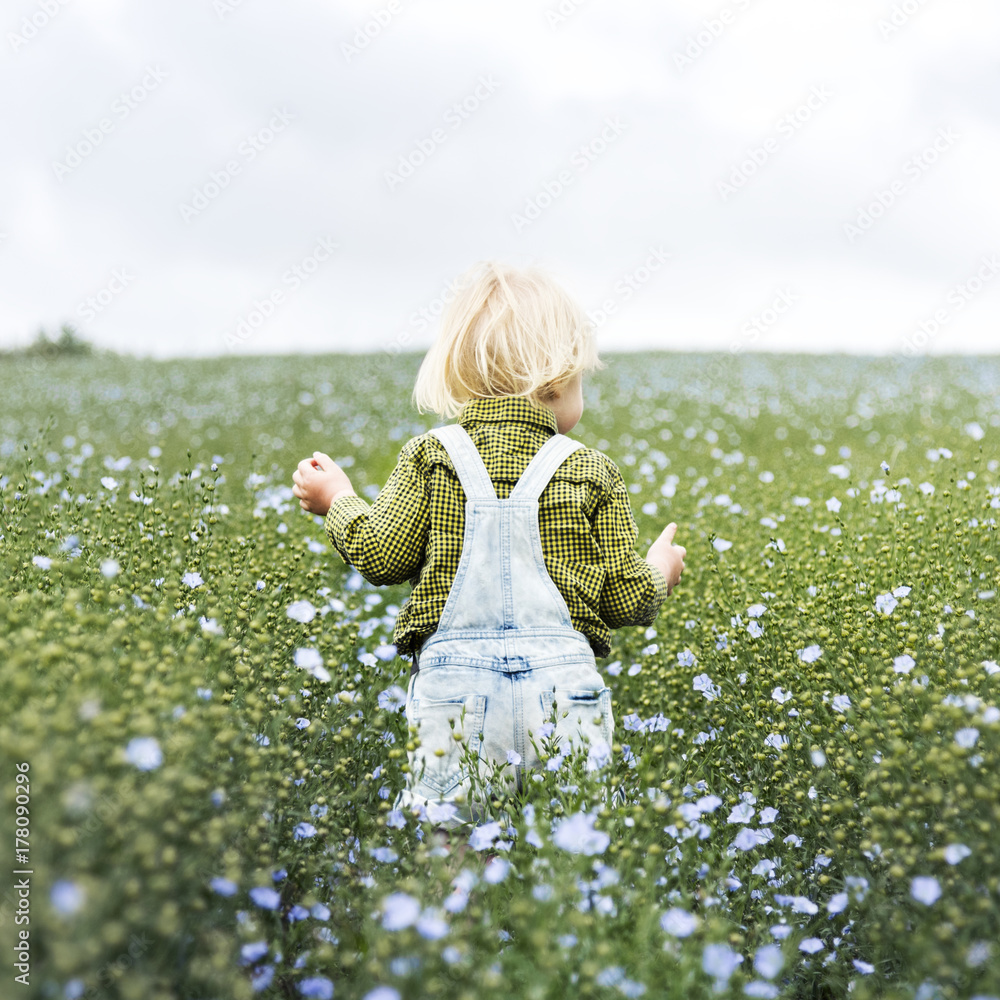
[251,965,275,991]
[286,599,317,623]
[124,736,162,771]
[50,880,85,916]
[377,685,407,711]
[910,875,941,905]
[293,823,317,840]
[240,941,268,965]
[692,673,720,701]
[381,892,420,930]
[754,944,784,979]
[294,648,331,683]
[483,858,510,884]
[298,976,334,998]
[552,811,609,855]
[416,909,450,939]
[661,908,698,937]
[249,887,281,910]
[874,592,898,615]
[468,821,502,851]
[209,877,237,896]
[645,713,670,732]
[702,943,743,983]
[586,739,611,772]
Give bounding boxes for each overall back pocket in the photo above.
[539,686,613,755]
[409,694,487,798]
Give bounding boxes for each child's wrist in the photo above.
[645,554,667,577]
[330,487,357,505]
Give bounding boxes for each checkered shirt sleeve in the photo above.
[324,436,429,586]
[590,457,669,627]
[323,396,669,656]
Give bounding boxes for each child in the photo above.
[292,261,685,832]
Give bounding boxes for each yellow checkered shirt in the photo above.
[324,396,668,658]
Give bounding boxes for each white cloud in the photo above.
[1,0,999,356]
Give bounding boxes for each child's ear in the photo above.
[539,379,564,401]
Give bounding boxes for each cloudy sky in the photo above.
[1,0,998,358]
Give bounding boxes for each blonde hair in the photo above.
[412,260,603,418]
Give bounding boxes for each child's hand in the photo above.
[646,522,686,595]
[292,451,355,516]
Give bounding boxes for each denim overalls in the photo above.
[396,423,614,827]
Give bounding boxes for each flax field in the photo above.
[1,351,998,1000]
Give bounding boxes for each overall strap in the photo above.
[429,424,497,501]
[509,433,584,502]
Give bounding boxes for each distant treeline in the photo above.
[0,325,108,359]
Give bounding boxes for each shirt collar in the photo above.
[457,396,558,435]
